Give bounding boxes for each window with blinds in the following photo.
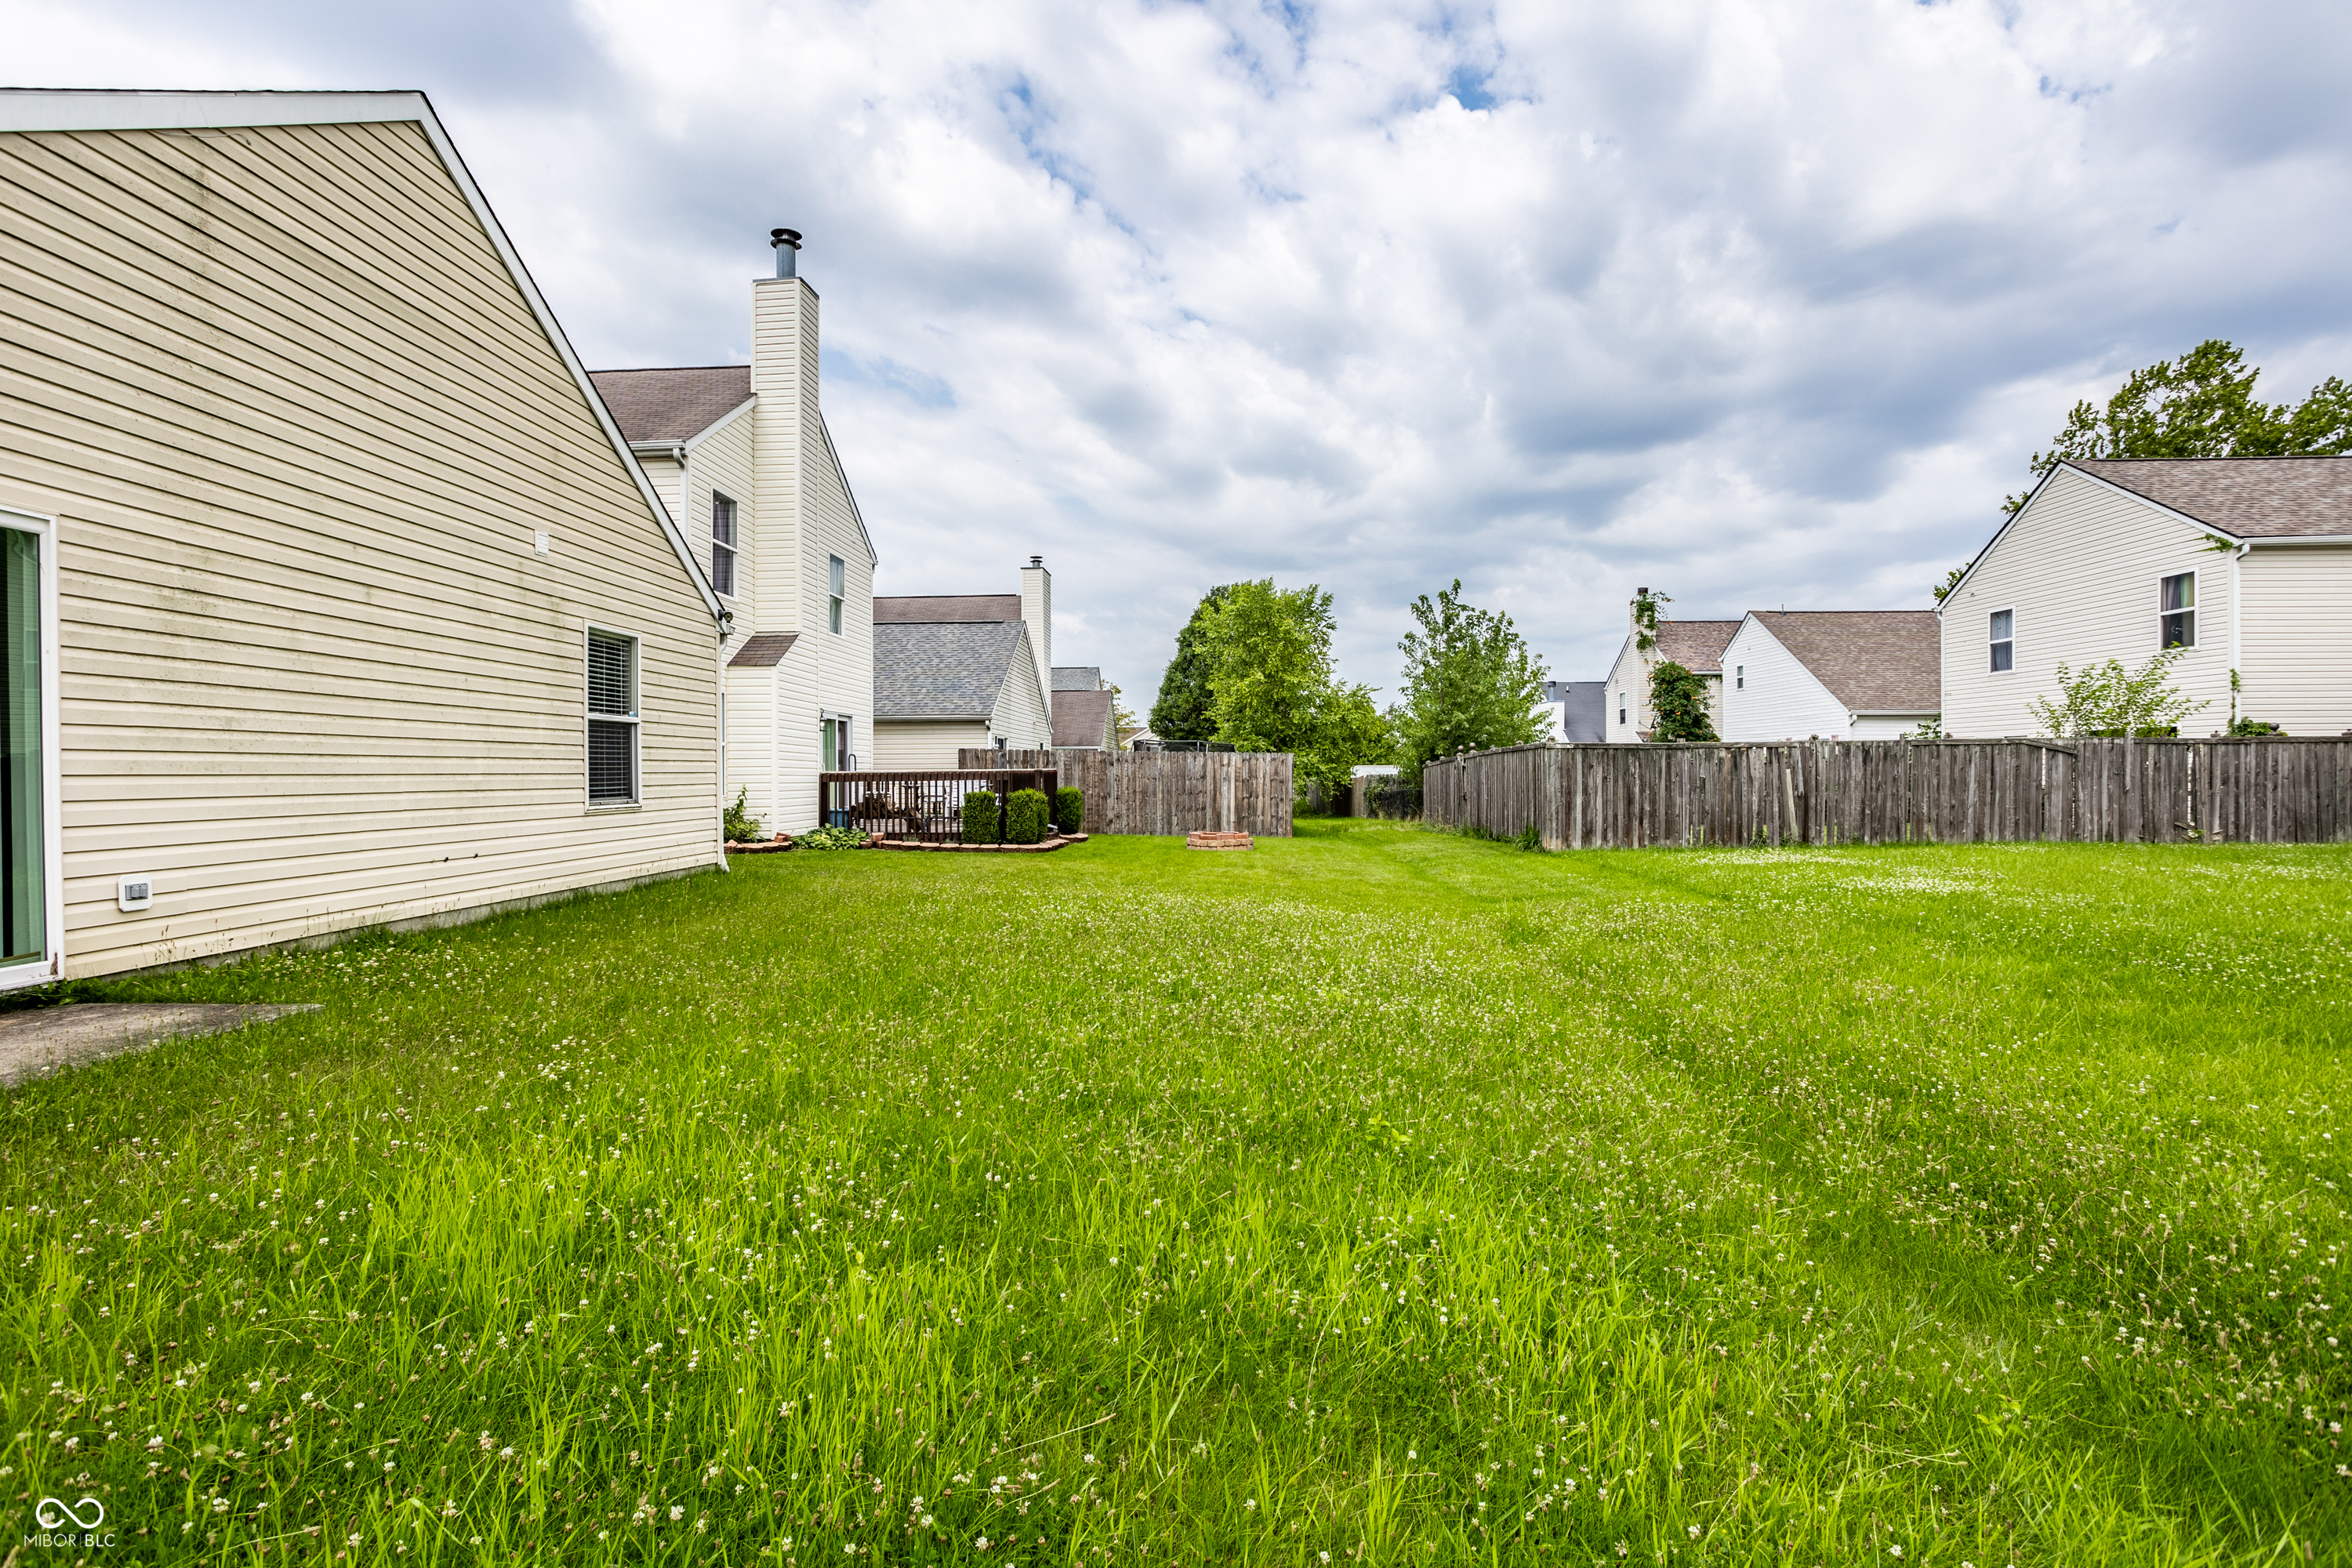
[710,494,737,597]
[586,629,638,806]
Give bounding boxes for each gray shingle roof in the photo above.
[728,633,799,668]
[2071,457,2352,539]
[1749,611,1940,713]
[1544,680,1607,742]
[874,622,1026,718]
[1051,688,1115,747]
[874,595,1022,624]
[587,365,752,444]
[1052,666,1104,691]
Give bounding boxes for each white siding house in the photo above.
[1940,458,2352,737]
[0,89,724,984]
[1721,612,1940,740]
[870,572,1056,768]
[589,240,879,836]
[1604,617,1738,742]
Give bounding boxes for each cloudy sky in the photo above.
[9,0,2350,706]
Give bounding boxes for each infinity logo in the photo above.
[34,1496,104,1530]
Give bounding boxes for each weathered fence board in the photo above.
[958,749,1294,837]
[1422,739,2352,849]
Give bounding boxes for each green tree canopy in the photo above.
[1389,580,1548,781]
[1147,586,1232,742]
[2006,339,2352,514]
[1646,661,1718,742]
[1204,579,1392,798]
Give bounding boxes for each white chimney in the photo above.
[751,230,817,633]
[1020,556,1051,713]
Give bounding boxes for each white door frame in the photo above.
[0,506,64,989]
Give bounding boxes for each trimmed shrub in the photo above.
[1052,786,1084,835]
[961,790,1002,844]
[798,825,867,851]
[1006,788,1050,844]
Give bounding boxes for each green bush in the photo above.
[797,825,867,851]
[723,787,765,843]
[2229,717,2285,736]
[961,790,1002,844]
[1006,789,1050,844]
[1052,786,1084,835]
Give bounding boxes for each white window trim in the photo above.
[2158,568,2198,651]
[710,492,739,603]
[0,507,62,990]
[584,622,643,811]
[827,554,846,636]
[1987,606,2016,674]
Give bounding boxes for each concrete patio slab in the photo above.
[0,1002,321,1088]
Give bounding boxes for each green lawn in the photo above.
[5,822,2350,1565]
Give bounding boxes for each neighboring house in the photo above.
[870,565,1054,767]
[1604,610,1740,741]
[1721,612,1940,739]
[0,89,723,986]
[1537,680,1607,742]
[1051,666,1118,750]
[1940,457,2352,737]
[590,231,877,835]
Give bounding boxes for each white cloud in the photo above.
[8,0,2350,706]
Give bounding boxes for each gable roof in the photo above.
[1052,666,1105,691]
[1051,688,1115,747]
[876,595,1022,624]
[1650,620,1740,674]
[0,89,725,626]
[874,621,1030,719]
[1544,680,1607,742]
[1745,611,1940,713]
[2071,457,2352,539]
[589,366,752,445]
[728,633,799,669]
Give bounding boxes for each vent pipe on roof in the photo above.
[771,227,803,280]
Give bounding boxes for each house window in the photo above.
[1735,665,1744,690]
[820,716,853,772]
[828,554,845,634]
[586,629,639,806]
[0,524,43,962]
[710,494,737,597]
[1617,691,1627,724]
[1989,609,2014,673]
[2161,572,2195,649]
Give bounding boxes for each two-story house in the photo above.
[591,232,877,835]
[1720,612,1940,740]
[1940,457,2352,737]
[1603,597,1738,742]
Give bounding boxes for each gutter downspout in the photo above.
[2230,541,2249,729]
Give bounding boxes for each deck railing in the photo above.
[818,770,1060,842]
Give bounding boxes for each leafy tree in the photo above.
[1931,566,1967,604]
[1148,586,1233,741]
[1647,660,1719,742]
[1201,579,1389,799]
[1391,580,1548,780]
[2006,339,2352,514]
[2025,649,2209,737]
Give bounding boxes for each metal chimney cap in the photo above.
[1029,554,1044,567]
[770,227,803,250]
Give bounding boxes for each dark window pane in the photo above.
[587,632,633,716]
[711,495,736,548]
[588,720,635,803]
[711,544,735,597]
[2161,572,2194,612]
[1,529,41,961]
[2161,611,2194,649]
[1989,609,2013,641]
[1991,641,2013,673]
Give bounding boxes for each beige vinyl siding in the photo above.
[873,720,989,771]
[638,454,683,526]
[722,664,775,831]
[771,640,823,834]
[2238,546,2352,734]
[1603,638,1642,742]
[805,425,874,764]
[683,405,754,619]
[989,643,1051,750]
[1940,467,2234,737]
[0,120,718,978]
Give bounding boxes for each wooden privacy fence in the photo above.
[959,749,1293,837]
[1422,738,2352,849]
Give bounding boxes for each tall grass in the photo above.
[2,822,2346,1563]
